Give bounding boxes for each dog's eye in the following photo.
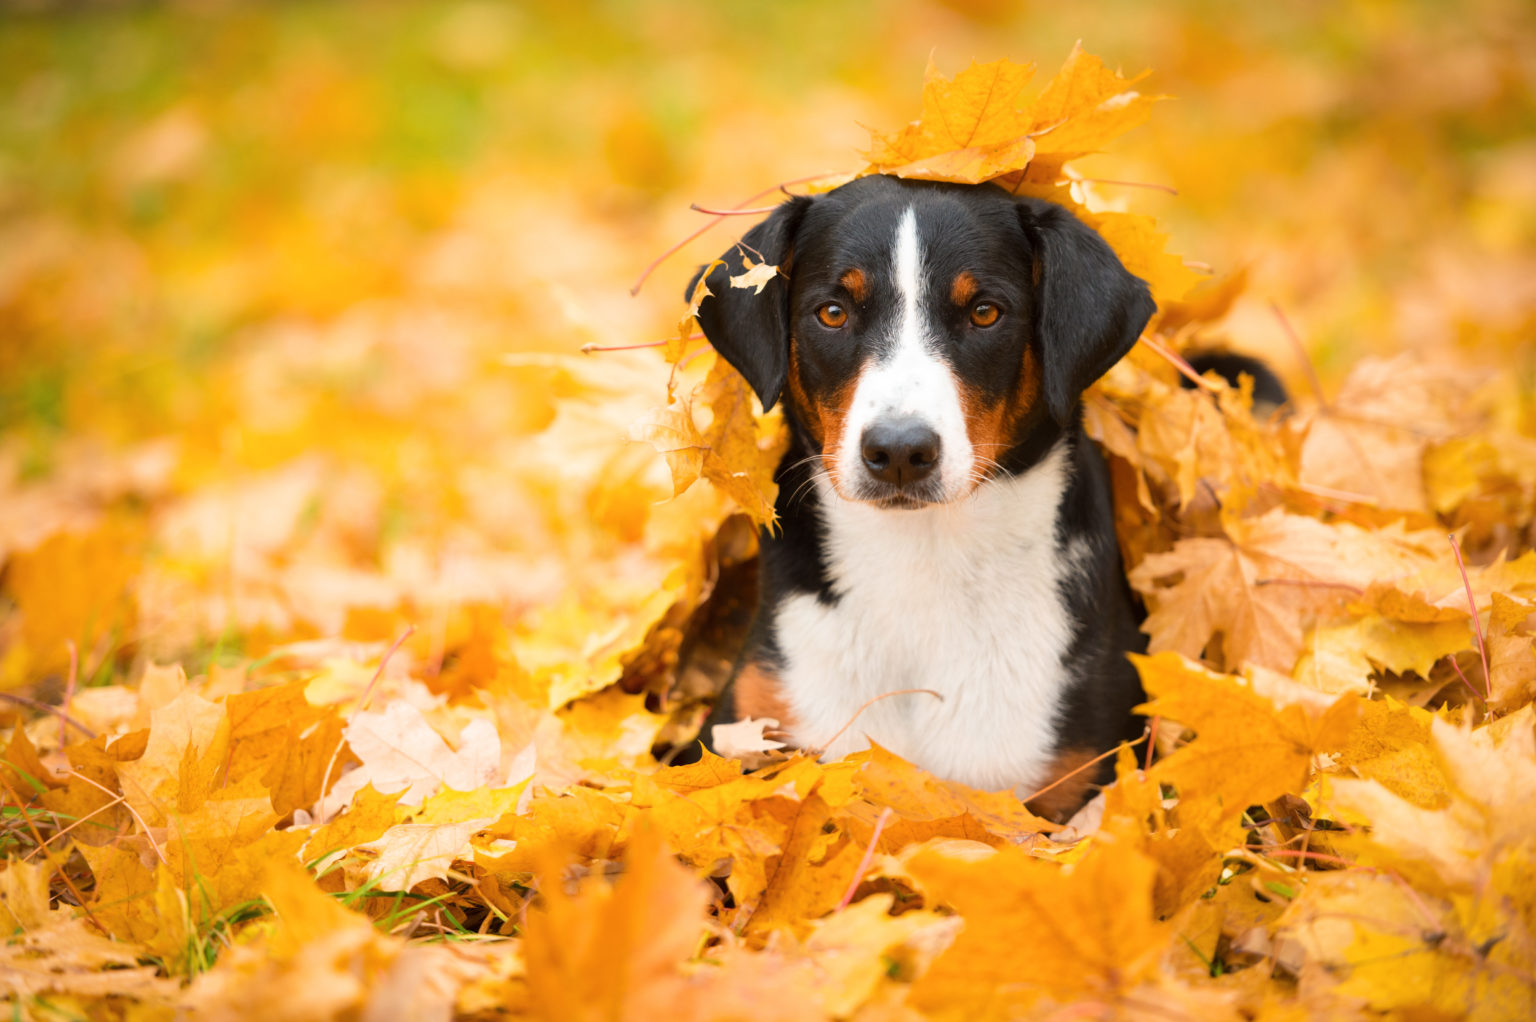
[816,303,848,329]
[970,302,1001,328]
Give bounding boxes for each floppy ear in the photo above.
[688,196,812,411]
[1017,198,1156,424]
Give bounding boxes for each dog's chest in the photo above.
[774,446,1081,792]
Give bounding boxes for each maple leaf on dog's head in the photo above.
[860,47,1160,186]
[863,58,1039,184]
[1029,42,1158,157]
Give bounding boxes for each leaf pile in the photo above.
[4,10,1536,1022]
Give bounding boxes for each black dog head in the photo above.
[689,176,1154,506]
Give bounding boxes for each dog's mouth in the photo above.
[836,475,956,510]
[870,493,931,511]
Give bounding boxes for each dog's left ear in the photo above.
[687,196,813,412]
[1017,198,1156,425]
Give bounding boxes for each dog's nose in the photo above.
[861,419,941,486]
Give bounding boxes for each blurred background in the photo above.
[2,0,1533,712]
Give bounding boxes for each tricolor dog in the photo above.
[677,174,1164,819]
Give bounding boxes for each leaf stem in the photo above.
[1269,301,1327,408]
[1021,734,1145,809]
[835,807,892,911]
[1139,334,1221,392]
[1447,534,1491,699]
[630,173,828,295]
[0,775,109,936]
[808,688,943,758]
[61,639,79,750]
[689,203,782,216]
[0,691,96,740]
[1073,177,1178,195]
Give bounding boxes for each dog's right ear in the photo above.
[688,196,812,411]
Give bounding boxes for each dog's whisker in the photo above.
[785,460,833,511]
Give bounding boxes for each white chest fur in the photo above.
[775,442,1082,793]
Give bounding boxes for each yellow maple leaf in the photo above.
[1098,746,1225,915]
[845,743,1056,847]
[631,354,786,527]
[627,400,706,498]
[1085,210,1203,306]
[181,860,464,1021]
[1282,868,1536,1019]
[905,836,1171,1017]
[671,257,723,372]
[796,893,960,1016]
[1332,695,1449,809]
[1131,511,1447,672]
[114,688,230,823]
[0,522,139,690]
[697,355,786,528]
[1486,592,1536,710]
[522,826,709,1022]
[1136,652,1356,843]
[474,784,625,878]
[861,47,1160,187]
[1029,42,1158,156]
[863,58,1040,183]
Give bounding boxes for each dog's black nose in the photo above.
[861,419,941,486]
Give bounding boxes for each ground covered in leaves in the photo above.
[4,2,1536,1019]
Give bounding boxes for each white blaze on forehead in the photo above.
[835,206,974,499]
[895,201,923,322]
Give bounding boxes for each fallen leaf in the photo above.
[1137,651,1356,842]
[320,701,502,816]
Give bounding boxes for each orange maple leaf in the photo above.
[905,836,1171,1016]
[1136,652,1357,842]
[861,46,1160,187]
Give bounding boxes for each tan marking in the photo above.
[788,336,859,494]
[733,662,798,738]
[950,270,979,306]
[958,346,1041,488]
[839,268,868,303]
[1025,746,1103,821]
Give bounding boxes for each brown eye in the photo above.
[971,302,1000,327]
[816,303,848,329]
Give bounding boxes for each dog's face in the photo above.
[692,176,1155,508]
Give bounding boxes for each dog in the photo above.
[674,174,1213,820]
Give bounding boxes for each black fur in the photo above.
[1018,197,1157,425]
[1185,351,1289,409]
[687,197,812,412]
